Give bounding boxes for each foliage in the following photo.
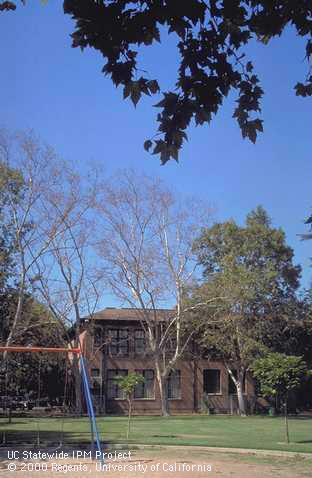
[4,2,312,162]
[113,372,145,438]
[0,161,24,293]
[0,293,63,346]
[193,206,301,356]
[251,353,309,400]
[191,206,302,415]
[300,212,312,240]
[0,1,17,11]
[251,353,310,443]
[0,296,66,400]
[113,372,145,399]
[60,0,312,163]
[196,206,300,310]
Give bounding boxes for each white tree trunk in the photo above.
[236,380,246,417]
[155,360,169,416]
[227,365,247,417]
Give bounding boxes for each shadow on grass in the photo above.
[289,416,312,421]
[0,420,31,425]
[0,443,102,467]
[0,430,96,448]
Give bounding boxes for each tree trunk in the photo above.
[155,361,169,416]
[3,285,24,362]
[3,287,25,421]
[127,398,132,439]
[193,359,198,412]
[284,396,290,444]
[227,365,247,417]
[236,381,246,417]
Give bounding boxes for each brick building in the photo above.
[79,307,256,415]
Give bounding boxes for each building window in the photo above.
[108,329,129,356]
[203,369,221,394]
[228,370,246,394]
[92,380,101,396]
[166,370,181,399]
[167,336,177,352]
[94,328,102,348]
[91,368,100,378]
[134,330,145,354]
[107,369,128,399]
[134,370,154,399]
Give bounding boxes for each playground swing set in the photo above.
[0,345,102,458]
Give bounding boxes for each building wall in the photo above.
[81,323,256,416]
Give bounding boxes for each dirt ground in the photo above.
[0,447,311,478]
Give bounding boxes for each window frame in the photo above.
[166,370,181,400]
[203,369,222,395]
[108,328,129,357]
[133,369,155,400]
[134,329,146,355]
[93,327,102,348]
[106,369,128,400]
[90,368,101,378]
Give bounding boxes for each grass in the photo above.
[0,415,312,454]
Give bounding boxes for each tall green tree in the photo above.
[192,206,301,415]
[0,161,22,290]
[0,161,22,348]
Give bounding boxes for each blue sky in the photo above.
[1,2,312,293]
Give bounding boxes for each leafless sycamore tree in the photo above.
[0,128,103,413]
[30,162,101,413]
[95,170,215,415]
[0,129,70,359]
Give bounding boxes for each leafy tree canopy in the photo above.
[113,372,145,437]
[114,372,145,398]
[0,161,24,293]
[251,352,309,399]
[190,206,302,375]
[4,2,312,163]
[59,1,312,164]
[194,205,301,303]
[252,352,310,443]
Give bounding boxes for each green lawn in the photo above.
[0,415,312,454]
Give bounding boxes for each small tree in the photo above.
[113,372,144,439]
[252,353,309,443]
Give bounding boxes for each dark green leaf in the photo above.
[144,140,152,152]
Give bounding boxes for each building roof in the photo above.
[86,307,175,323]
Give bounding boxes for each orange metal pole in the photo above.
[0,346,81,354]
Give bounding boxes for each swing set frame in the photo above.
[0,346,102,457]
